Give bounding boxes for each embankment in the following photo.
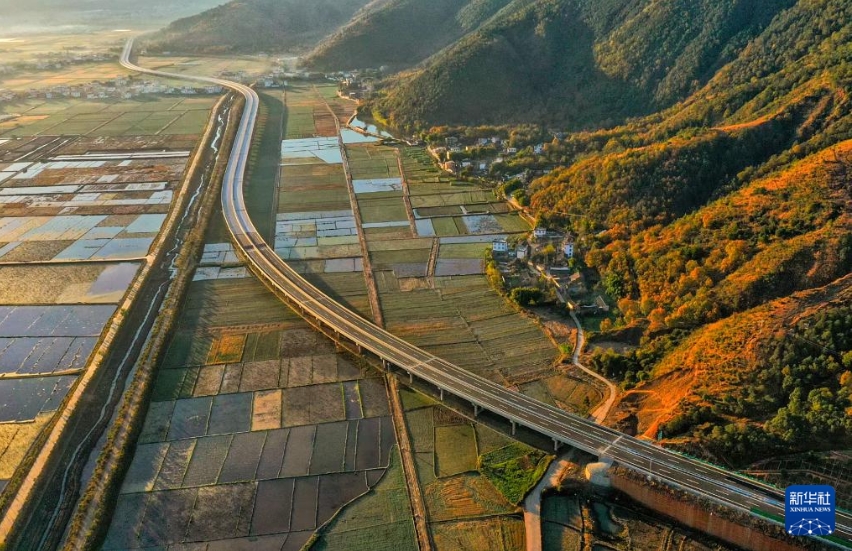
[610,468,824,551]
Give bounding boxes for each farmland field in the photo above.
[272,84,372,317]
[0,102,211,493]
[137,56,274,80]
[0,62,131,91]
[399,385,527,549]
[0,97,217,138]
[103,216,398,547]
[433,516,525,551]
[312,450,417,551]
[0,30,129,65]
[285,129,562,390]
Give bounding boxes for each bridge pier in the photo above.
[510,420,516,435]
[473,404,480,417]
[439,388,444,401]
[408,371,413,384]
[553,438,561,452]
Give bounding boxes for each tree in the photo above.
[510,287,543,306]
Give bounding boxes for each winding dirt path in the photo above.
[568,310,617,423]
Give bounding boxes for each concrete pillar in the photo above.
[439,388,444,401]
[473,404,480,417]
[408,372,413,384]
[511,420,516,435]
[553,438,560,452]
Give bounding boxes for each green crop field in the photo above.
[357,196,409,224]
[347,145,400,179]
[439,243,489,259]
[312,450,417,551]
[434,424,478,477]
[430,217,461,237]
[0,96,217,138]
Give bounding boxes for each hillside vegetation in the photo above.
[369,0,796,130]
[613,278,852,465]
[306,0,516,70]
[517,0,852,466]
[143,0,372,55]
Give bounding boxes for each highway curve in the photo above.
[120,39,852,548]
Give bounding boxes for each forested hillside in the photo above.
[143,0,372,54]
[519,0,852,465]
[369,0,796,130]
[305,0,517,70]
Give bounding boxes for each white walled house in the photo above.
[533,227,547,239]
[492,239,509,253]
[563,237,575,259]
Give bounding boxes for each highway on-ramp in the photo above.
[120,39,851,548]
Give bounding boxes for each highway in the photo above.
[120,39,851,548]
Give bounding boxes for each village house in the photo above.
[562,235,575,259]
[492,238,509,253]
[516,242,530,260]
[533,227,548,239]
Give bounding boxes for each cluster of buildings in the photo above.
[0,51,112,77]
[492,226,575,262]
[334,70,380,100]
[0,76,224,104]
[491,226,607,310]
[429,135,549,176]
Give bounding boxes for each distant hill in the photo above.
[305,0,516,71]
[367,0,795,130]
[143,0,372,55]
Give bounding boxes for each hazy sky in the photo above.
[0,0,225,34]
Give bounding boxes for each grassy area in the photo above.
[244,91,284,241]
[206,334,246,364]
[138,56,273,80]
[432,516,525,551]
[439,243,489,259]
[434,424,478,477]
[479,443,552,504]
[0,413,52,479]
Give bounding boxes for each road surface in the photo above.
[120,39,851,548]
